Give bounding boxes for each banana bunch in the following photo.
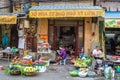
[24,67,38,73]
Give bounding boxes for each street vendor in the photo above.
[92,46,103,59]
[54,45,67,65]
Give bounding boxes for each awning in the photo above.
[103,12,120,28]
[0,13,17,24]
[29,5,104,18]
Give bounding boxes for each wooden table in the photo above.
[0,51,17,62]
[105,60,120,69]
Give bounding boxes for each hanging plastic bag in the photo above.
[2,32,9,48]
[104,66,114,79]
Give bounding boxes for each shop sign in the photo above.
[30,2,39,6]
[29,10,104,18]
[13,4,21,12]
[0,16,17,24]
[105,19,120,28]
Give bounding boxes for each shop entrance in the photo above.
[105,28,120,55]
[57,26,76,55]
[48,20,84,56]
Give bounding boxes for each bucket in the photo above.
[0,66,4,70]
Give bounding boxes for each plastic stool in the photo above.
[60,58,66,65]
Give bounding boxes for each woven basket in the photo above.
[24,72,37,76]
[10,70,21,75]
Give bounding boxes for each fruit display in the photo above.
[23,67,38,73]
[11,57,23,65]
[74,57,92,68]
[9,66,21,75]
[22,59,33,66]
[4,56,50,76]
[23,67,38,76]
[41,56,50,60]
[11,57,34,66]
[34,60,47,66]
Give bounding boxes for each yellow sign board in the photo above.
[0,16,17,24]
[105,19,120,28]
[29,10,104,18]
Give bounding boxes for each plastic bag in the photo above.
[104,66,114,79]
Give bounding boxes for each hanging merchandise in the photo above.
[2,31,9,48]
[104,66,114,79]
[24,20,30,28]
[19,23,23,29]
[18,38,25,49]
[18,30,24,37]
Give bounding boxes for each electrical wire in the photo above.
[0,1,31,9]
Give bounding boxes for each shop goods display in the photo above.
[4,64,22,75]
[34,60,47,66]
[40,56,50,61]
[34,60,47,72]
[73,57,92,68]
[78,68,88,77]
[40,56,50,66]
[87,71,96,78]
[22,59,33,66]
[0,66,4,70]
[78,71,87,78]
[11,57,34,66]
[23,67,38,76]
[69,70,79,77]
[23,55,32,60]
[4,57,49,76]
[35,65,46,72]
[104,67,114,79]
[9,66,21,75]
[69,68,96,78]
[115,65,120,73]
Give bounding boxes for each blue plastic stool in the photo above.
[60,58,66,65]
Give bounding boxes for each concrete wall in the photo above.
[99,2,120,11]
[0,0,10,13]
[37,19,48,35]
[84,18,100,56]
[84,17,92,55]
[37,18,100,56]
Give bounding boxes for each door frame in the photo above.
[48,20,84,56]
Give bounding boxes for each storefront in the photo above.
[104,11,120,55]
[29,5,104,56]
[0,15,17,48]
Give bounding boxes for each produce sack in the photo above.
[35,65,46,72]
[104,67,113,79]
[78,71,87,78]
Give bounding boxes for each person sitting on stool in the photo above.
[92,46,102,59]
[92,46,103,69]
[55,45,67,65]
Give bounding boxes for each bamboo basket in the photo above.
[24,72,38,76]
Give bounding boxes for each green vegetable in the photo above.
[69,70,79,77]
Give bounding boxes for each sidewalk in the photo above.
[0,60,107,80]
